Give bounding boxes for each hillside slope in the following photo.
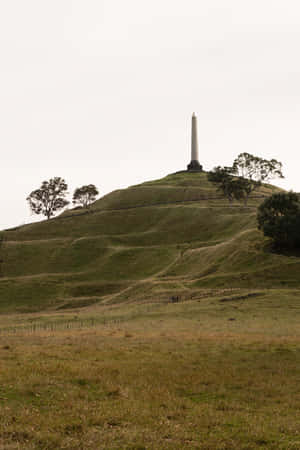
[0,171,297,313]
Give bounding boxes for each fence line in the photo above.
[0,236,4,276]
[0,316,128,336]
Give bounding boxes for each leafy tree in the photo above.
[208,166,245,204]
[72,184,99,208]
[27,177,69,220]
[207,166,231,184]
[257,192,300,248]
[231,153,284,204]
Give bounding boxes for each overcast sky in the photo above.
[1,0,300,229]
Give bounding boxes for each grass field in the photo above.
[1,172,300,448]
[1,290,300,449]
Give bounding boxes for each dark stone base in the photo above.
[187,160,203,171]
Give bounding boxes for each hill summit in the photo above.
[0,171,298,313]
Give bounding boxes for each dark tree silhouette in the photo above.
[257,192,300,249]
[72,184,99,208]
[27,177,69,220]
[208,166,245,204]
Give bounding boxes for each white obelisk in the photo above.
[187,113,202,171]
[191,112,199,161]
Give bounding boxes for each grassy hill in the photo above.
[2,171,300,449]
[0,171,297,313]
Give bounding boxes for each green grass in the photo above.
[1,171,300,448]
[1,290,300,448]
[0,171,295,313]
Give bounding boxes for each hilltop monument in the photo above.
[187,113,203,171]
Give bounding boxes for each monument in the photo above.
[187,113,203,171]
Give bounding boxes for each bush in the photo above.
[257,192,300,249]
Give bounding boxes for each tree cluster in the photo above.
[27,178,99,220]
[208,153,284,205]
[257,192,300,249]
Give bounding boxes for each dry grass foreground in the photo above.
[1,289,300,449]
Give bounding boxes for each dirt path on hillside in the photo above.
[187,228,255,254]
[99,249,185,306]
[98,227,259,306]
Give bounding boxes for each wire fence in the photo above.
[0,316,128,336]
[0,236,4,276]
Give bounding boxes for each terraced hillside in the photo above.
[0,171,298,313]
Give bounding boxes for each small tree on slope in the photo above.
[209,154,284,206]
[207,166,246,204]
[27,177,69,220]
[232,153,284,205]
[72,184,99,208]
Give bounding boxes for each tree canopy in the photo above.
[257,192,300,249]
[27,177,69,220]
[72,184,99,208]
[207,166,245,204]
[208,153,284,205]
[232,153,284,183]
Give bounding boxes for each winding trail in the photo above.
[98,228,258,306]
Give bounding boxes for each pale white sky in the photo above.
[1,0,300,229]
